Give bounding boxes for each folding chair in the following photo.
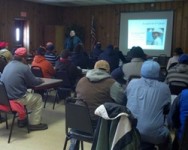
[63,97,94,150]
[31,66,53,108]
[0,81,30,143]
[54,71,74,109]
[31,66,43,77]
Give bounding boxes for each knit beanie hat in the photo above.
[94,60,110,73]
[141,60,160,79]
[178,54,188,64]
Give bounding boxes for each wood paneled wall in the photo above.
[62,1,188,55]
[1,0,188,56]
[0,0,64,52]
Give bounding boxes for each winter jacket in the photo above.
[32,55,55,78]
[92,102,141,150]
[76,69,125,122]
[166,63,188,85]
[168,90,188,140]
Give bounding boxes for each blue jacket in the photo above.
[64,36,81,52]
[71,52,91,69]
[168,89,188,140]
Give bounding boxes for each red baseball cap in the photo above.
[14,47,27,57]
[0,42,8,49]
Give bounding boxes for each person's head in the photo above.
[130,46,145,59]
[37,46,46,56]
[60,49,70,59]
[178,54,188,65]
[152,28,163,39]
[173,47,183,56]
[14,47,27,64]
[95,42,101,49]
[46,42,53,47]
[70,30,76,37]
[94,60,110,73]
[141,60,160,80]
[46,43,55,52]
[0,42,9,50]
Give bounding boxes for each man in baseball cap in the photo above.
[1,47,48,131]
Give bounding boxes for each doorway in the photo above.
[14,19,30,53]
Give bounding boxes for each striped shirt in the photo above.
[44,52,58,66]
[166,64,188,85]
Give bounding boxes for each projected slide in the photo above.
[128,19,167,50]
[119,11,173,56]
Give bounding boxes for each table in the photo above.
[32,78,63,109]
[33,78,63,90]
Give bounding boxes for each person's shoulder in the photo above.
[156,80,169,90]
[77,76,87,84]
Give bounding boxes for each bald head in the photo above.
[70,30,76,37]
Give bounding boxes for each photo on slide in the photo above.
[146,28,164,46]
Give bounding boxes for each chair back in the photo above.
[65,97,94,135]
[169,81,188,95]
[0,81,12,111]
[31,66,43,77]
[179,116,188,150]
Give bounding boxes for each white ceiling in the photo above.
[24,0,174,7]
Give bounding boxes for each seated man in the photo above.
[1,47,48,131]
[126,60,171,150]
[0,41,13,63]
[32,46,55,78]
[55,49,82,89]
[111,46,146,85]
[70,43,91,69]
[90,42,103,66]
[98,44,119,72]
[76,60,125,126]
[45,42,59,66]
[168,90,188,150]
[166,47,183,70]
[70,60,125,150]
[166,54,188,85]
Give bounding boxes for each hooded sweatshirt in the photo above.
[76,69,124,121]
[32,55,55,78]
